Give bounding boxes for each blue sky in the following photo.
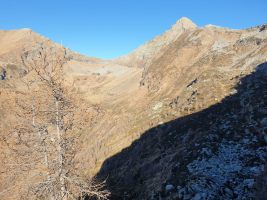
[0,0,266,59]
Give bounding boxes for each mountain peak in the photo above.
[174,17,197,29]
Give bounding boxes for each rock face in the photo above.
[0,18,267,199]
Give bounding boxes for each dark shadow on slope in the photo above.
[94,62,267,200]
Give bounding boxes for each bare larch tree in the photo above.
[4,43,110,200]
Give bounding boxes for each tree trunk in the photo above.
[32,98,55,199]
[56,100,67,200]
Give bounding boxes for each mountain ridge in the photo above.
[0,17,265,63]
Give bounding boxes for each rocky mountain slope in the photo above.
[97,62,267,199]
[0,18,267,199]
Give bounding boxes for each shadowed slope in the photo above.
[96,62,267,200]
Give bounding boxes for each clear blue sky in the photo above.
[0,0,266,59]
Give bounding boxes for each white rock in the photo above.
[165,184,174,191]
[153,102,163,111]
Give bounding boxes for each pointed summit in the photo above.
[114,17,198,68]
[173,17,197,30]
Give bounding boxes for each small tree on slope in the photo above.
[6,44,109,200]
